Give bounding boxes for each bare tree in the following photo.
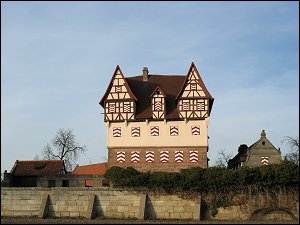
[41,128,87,171]
[214,149,233,168]
[281,136,299,166]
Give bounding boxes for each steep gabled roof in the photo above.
[150,86,167,97]
[126,75,185,119]
[100,63,214,119]
[72,162,108,175]
[10,160,66,176]
[99,65,137,107]
[176,62,214,100]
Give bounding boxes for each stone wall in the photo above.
[1,187,298,221]
[1,188,200,220]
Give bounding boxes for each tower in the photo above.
[99,62,214,172]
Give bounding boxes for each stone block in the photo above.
[67,205,78,212]
[11,205,21,210]
[69,195,79,201]
[60,211,70,217]
[21,205,31,210]
[58,205,68,211]
[30,205,40,211]
[78,195,89,201]
[117,205,129,212]
[70,211,80,217]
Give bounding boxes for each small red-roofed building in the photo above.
[8,160,66,187]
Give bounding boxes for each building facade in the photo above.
[99,62,214,172]
[228,130,282,169]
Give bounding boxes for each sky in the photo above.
[1,1,299,172]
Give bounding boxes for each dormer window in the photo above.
[151,86,166,119]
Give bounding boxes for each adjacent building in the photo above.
[99,62,214,172]
[228,130,282,169]
[4,160,109,187]
[7,160,66,187]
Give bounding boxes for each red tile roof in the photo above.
[10,160,66,176]
[126,75,186,119]
[72,163,108,175]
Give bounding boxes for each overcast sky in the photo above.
[1,1,299,172]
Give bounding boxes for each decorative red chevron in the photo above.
[113,127,121,137]
[131,127,140,137]
[116,151,125,163]
[160,151,169,163]
[261,156,269,165]
[170,126,178,136]
[183,102,189,111]
[146,151,154,163]
[191,126,200,135]
[115,86,122,92]
[189,151,198,163]
[151,126,159,136]
[197,102,204,110]
[154,102,162,111]
[109,103,116,113]
[175,151,183,163]
[131,151,140,163]
[123,104,131,112]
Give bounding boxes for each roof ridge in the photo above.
[127,74,185,78]
[76,162,107,167]
[17,160,64,162]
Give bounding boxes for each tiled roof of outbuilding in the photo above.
[72,163,108,175]
[10,160,66,176]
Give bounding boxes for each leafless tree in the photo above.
[41,128,87,171]
[281,136,299,166]
[214,149,233,168]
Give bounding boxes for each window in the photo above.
[189,151,198,163]
[113,127,121,137]
[154,102,162,111]
[175,151,183,163]
[123,103,131,112]
[131,151,140,163]
[160,151,169,163]
[116,151,125,163]
[170,126,179,136]
[131,127,140,137]
[85,179,93,187]
[150,126,159,136]
[183,102,189,111]
[196,102,204,111]
[115,86,122,92]
[102,179,110,187]
[62,180,69,187]
[108,103,116,113]
[48,180,56,188]
[191,126,200,135]
[146,151,154,163]
[190,83,197,90]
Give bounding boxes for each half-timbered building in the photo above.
[99,62,214,172]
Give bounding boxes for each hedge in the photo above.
[104,160,299,194]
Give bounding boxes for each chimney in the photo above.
[143,67,148,82]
